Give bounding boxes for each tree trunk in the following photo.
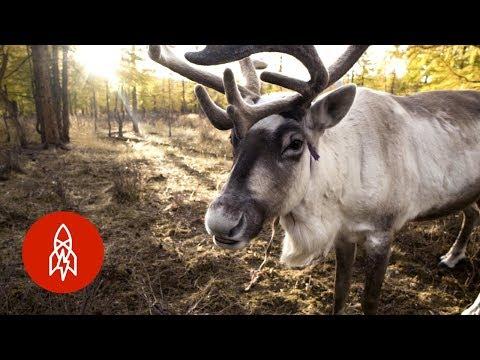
[360,65,366,86]
[92,86,98,132]
[1,86,27,147]
[390,71,396,94]
[132,86,137,113]
[70,91,76,117]
[2,111,10,142]
[0,47,27,147]
[27,46,45,142]
[106,82,111,137]
[51,45,63,138]
[181,80,187,113]
[31,45,60,146]
[130,86,140,134]
[61,45,70,142]
[114,92,123,138]
[120,107,125,137]
[9,99,27,147]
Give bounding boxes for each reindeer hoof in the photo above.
[462,305,480,315]
[438,259,454,269]
[438,252,466,269]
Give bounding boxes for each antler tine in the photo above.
[327,45,369,87]
[148,45,256,98]
[258,46,329,100]
[239,58,262,97]
[222,68,303,137]
[193,56,265,130]
[194,85,232,130]
[259,72,309,95]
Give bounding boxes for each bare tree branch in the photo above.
[0,46,10,87]
[4,54,32,79]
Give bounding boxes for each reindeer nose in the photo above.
[205,204,245,240]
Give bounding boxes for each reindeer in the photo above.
[149,45,480,315]
[463,293,480,315]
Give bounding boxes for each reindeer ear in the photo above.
[304,84,356,131]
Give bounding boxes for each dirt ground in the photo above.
[0,114,479,315]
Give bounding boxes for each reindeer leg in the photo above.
[440,203,479,269]
[462,292,480,315]
[362,232,393,315]
[333,238,357,315]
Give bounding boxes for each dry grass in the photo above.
[0,114,479,315]
[112,162,143,204]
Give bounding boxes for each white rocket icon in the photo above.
[48,224,78,281]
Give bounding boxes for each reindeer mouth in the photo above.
[213,236,249,250]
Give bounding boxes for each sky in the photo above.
[73,45,407,85]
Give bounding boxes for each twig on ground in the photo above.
[189,183,200,201]
[145,267,168,315]
[186,281,214,315]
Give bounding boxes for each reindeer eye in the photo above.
[287,139,303,151]
[282,139,304,157]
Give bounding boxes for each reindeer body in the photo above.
[280,88,480,269]
[149,45,480,314]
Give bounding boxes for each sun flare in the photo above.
[74,45,125,86]
[385,57,407,77]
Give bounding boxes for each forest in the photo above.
[2,45,479,149]
[0,45,479,315]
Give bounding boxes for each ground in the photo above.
[0,115,479,315]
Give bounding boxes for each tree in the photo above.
[2,111,10,142]
[180,79,187,113]
[118,46,144,135]
[61,45,70,142]
[91,84,98,132]
[51,45,63,137]
[0,45,27,147]
[31,45,60,147]
[403,45,480,92]
[114,91,124,138]
[29,46,46,143]
[356,54,374,86]
[105,81,112,137]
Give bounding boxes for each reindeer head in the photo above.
[149,45,368,250]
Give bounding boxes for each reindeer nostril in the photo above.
[228,214,245,238]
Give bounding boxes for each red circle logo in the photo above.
[22,211,104,294]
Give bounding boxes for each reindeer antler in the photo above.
[149,45,369,137]
[222,68,304,135]
[186,45,329,99]
[327,46,369,85]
